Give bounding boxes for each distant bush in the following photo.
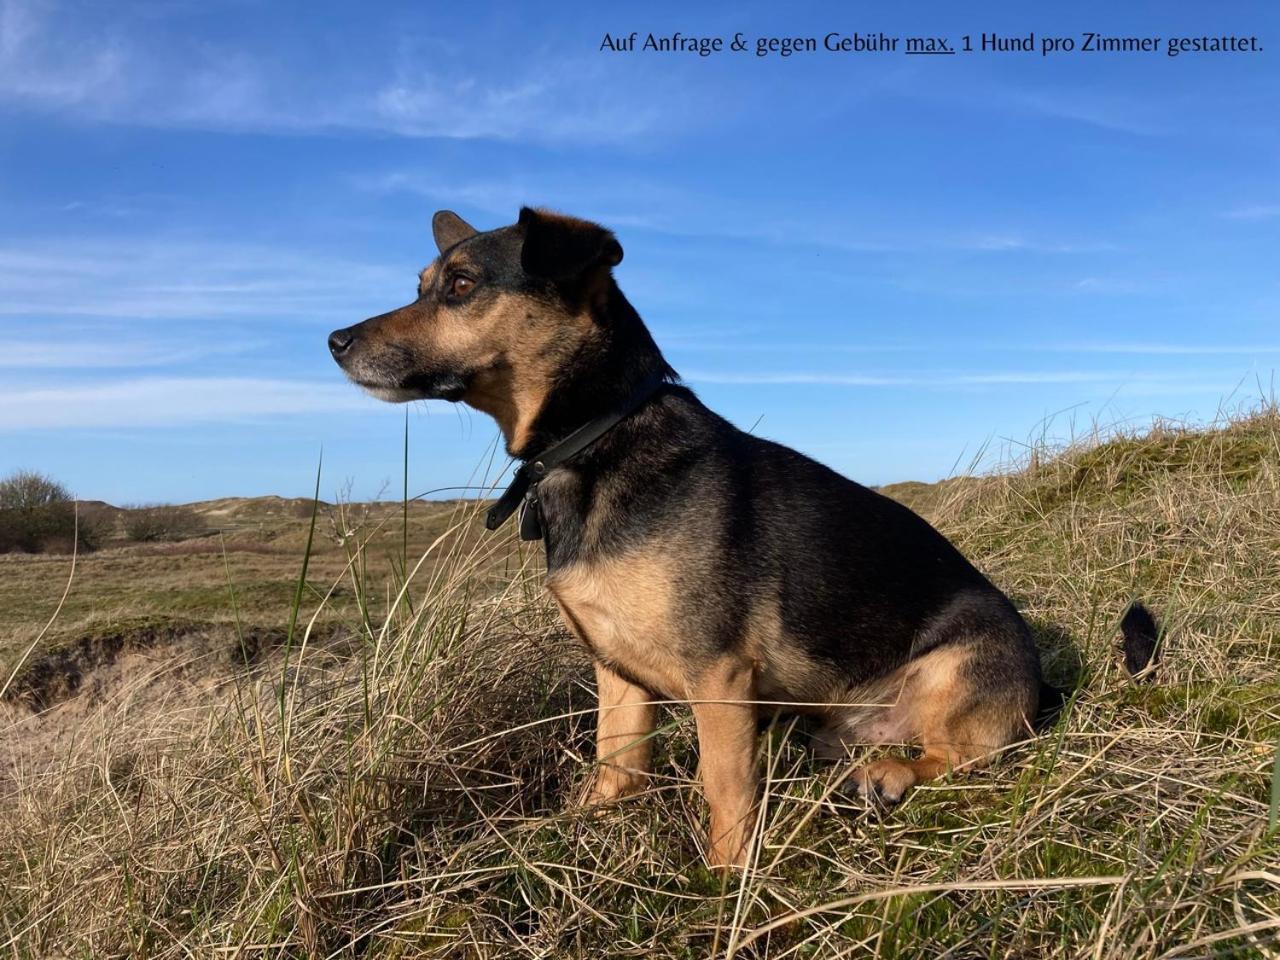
[0,509,23,553]
[0,470,92,553]
[122,504,203,543]
[65,505,113,552]
[0,471,71,512]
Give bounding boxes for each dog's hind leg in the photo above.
[846,642,1037,804]
[587,662,658,803]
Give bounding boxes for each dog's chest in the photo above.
[546,553,689,697]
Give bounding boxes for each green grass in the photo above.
[1,408,1279,957]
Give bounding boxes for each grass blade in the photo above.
[1270,735,1280,833]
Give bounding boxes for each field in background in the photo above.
[0,495,521,707]
[1,409,1278,957]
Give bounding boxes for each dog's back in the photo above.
[543,386,1037,693]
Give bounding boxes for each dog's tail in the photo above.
[1035,600,1161,728]
[1034,678,1067,729]
[1120,600,1161,681]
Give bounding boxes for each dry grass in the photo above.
[0,498,478,683]
[2,409,1279,957]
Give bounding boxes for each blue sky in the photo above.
[1,0,1277,504]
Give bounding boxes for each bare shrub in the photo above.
[71,506,114,552]
[122,504,203,543]
[326,478,389,546]
[0,470,99,553]
[0,470,70,511]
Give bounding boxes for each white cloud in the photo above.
[0,338,247,368]
[1070,276,1154,294]
[684,369,1225,388]
[1223,204,1280,222]
[1005,87,1166,136]
[360,168,1115,257]
[0,0,125,108]
[0,376,386,429]
[1048,341,1280,355]
[0,0,666,144]
[973,235,1118,255]
[667,338,1280,358]
[354,170,676,230]
[0,238,404,322]
[368,66,660,144]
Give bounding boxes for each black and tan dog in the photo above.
[329,208,1156,868]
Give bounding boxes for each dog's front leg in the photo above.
[588,661,658,803]
[691,657,758,869]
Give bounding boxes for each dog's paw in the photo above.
[582,787,621,809]
[580,769,647,809]
[845,759,917,805]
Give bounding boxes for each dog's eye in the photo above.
[447,275,476,299]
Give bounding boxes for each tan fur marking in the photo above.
[586,661,657,804]
[689,657,758,869]
[839,645,1035,802]
[416,263,437,297]
[552,553,763,867]
[354,255,600,455]
[744,595,841,708]
[547,550,687,698]
[457,294,597,454]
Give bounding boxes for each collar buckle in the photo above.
[483,369,668,540]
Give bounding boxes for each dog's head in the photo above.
[329,207,625,451]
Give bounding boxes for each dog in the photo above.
[329,207,1159,868]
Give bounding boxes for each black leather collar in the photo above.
[484,368,668,541]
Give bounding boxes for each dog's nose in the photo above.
[328,327,356,358]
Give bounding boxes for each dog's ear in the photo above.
[518,207,623,282]
[432,210,478,253]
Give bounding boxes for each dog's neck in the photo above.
[503,284,674,460]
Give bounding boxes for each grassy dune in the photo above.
[1,410,1279,957]
[0,496,493,704]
